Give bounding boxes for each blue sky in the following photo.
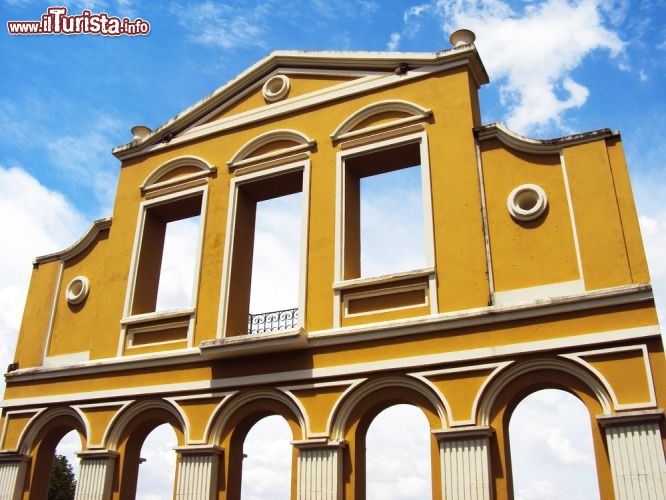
[1,1,665,499]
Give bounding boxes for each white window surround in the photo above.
[216,160,311,340]
[120,184,208,355]
[333,131,437,327]
[333,129,436,300]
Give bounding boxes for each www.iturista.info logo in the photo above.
[7,6,151,36]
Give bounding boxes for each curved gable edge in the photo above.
[475,122,618,155]
[34,218,112,266]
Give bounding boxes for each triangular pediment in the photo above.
[113,48,489,161]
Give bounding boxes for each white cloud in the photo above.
[388,0,624,135]
[241,416,292,500]
[135,424,178,499]
[387,32,401,51]
[0,166,86,394]
[437,0,625,134]
[366,405,432,499]
[510,389,600,499]
[171,1,268,49]
[45,115,123,212]
[249,193,302,313]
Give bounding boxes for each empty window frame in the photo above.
[220,163,309,336]
[126,187,206,317]
[337,133,434,282]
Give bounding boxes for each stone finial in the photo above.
[450,29,476,47]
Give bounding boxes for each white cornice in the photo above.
[2,324,660,409]
[475,122,619,155]
[4,283,655,386]
[112,46,488,161]
[34,218,112,265]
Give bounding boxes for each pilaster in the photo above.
[598,410,666,499]
[0,453,30,500]
[174,445,223,500]
[294,440,345,500]
[74,451,118,500]
[434,426,493,500]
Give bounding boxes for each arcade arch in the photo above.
[331,376,446,499]
[19,407,86,500]
[210,390,305,499]
[106,400,186,499]
[478,358,614,499]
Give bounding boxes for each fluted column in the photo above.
[0,453,30,500]
[174,445,223,500]
[598,410,666,499]
[434,427,493,500]
[294,440,344,500]
[74,451,117,500]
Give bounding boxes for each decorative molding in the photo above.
[65,276,90,305]
[331,99,432,142]
[34,218,112,265]
[140,155,216,195]
[227,129,315,170]
[506,183,548,221]
[476,358,613,426]
[113,47,488,161]
[475,122,618,155]
[2,284,657,387]
[1,325,660,411]
[262,74,291,102]
[562,345,657,411]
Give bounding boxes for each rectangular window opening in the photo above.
[131,193,203,316]
[344,141,428,280]
[226,169,305,335]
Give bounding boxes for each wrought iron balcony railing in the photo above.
[248,307,298,335]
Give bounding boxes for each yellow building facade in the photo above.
[1,31,665,499]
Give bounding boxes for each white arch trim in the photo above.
[105,399,188,451]
[561,344,657,411]
[209,389,308,444]
[331,99,432,142]
[141,155,216,193]
[330,376,447,441]
[19,406,87,455]
[477,358,613,426]
[167,391,237,445]
[411,361,513,427]
[227,129,316,169]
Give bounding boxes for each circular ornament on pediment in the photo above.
[262,74,290,102]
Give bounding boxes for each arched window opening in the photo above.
[241,415,292,499]
[366,404,432,500]
[51,429,82,499]
[135,423,178,500]
[509,389,600,500]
